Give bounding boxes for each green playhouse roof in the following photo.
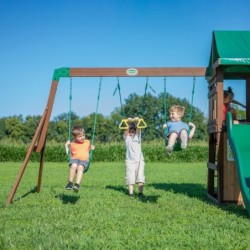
[206,31,250,79]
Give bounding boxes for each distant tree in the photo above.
[109,108,125,142]
[23,115,42,143]
[0,117,6,140]
[81,113,113,143]
[0,92,208,144]
[4,115,24,142]
[48,111,80,142]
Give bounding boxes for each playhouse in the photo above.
[206,31,250,214]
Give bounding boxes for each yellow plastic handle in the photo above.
[137,118,147,128]
[119,119,129,129]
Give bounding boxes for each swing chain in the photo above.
[189,76,196,120]
[91,77,102,146]
[113,77,124,117]
[163,77,167,123]
[68,77,73,141]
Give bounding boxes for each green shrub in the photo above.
[0,142,208,162]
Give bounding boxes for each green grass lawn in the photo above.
[0,161,250,249]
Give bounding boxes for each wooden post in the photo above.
[36,80,59,152]
[207,67,244,204]
[216,68,224,202]
[37,141,46,193]
[6,110,47,205]
[207,79,218,201]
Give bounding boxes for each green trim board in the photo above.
[226,112,250,216]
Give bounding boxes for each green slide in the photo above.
[226,112,250,216]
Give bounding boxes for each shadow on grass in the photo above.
[105,185,160,204]
[150,182,249,218]
[150,182,206,200]
[105,185,128,195]
[137,194,160,204]
[56,193,80,204]
[13,187,37,202]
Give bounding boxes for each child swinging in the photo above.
[163,105,196,156]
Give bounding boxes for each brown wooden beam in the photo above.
[36,80,59,152]
[37,141,46,193]
[6,110,47,205]
[70,67,206,77]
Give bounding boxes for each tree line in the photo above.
[0,92,208,144]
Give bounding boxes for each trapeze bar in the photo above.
[119,118,147,129]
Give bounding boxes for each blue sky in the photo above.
[1,0,250,119]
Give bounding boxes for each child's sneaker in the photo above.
[138,193,145,198]
[166,145,173,156]
[65,181,73,190]
[73,183,80,193]
[129,193,134,198]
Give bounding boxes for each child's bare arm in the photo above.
[65,140,70,155]
[162,123,168,136]
[232,99,246,108]
[133,117,141,135]
[123,117,132,138]
[162,123,168,129]
[123,127,129,139]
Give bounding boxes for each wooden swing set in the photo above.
[6,67,205,205]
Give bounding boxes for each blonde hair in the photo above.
[169,105,185,118]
